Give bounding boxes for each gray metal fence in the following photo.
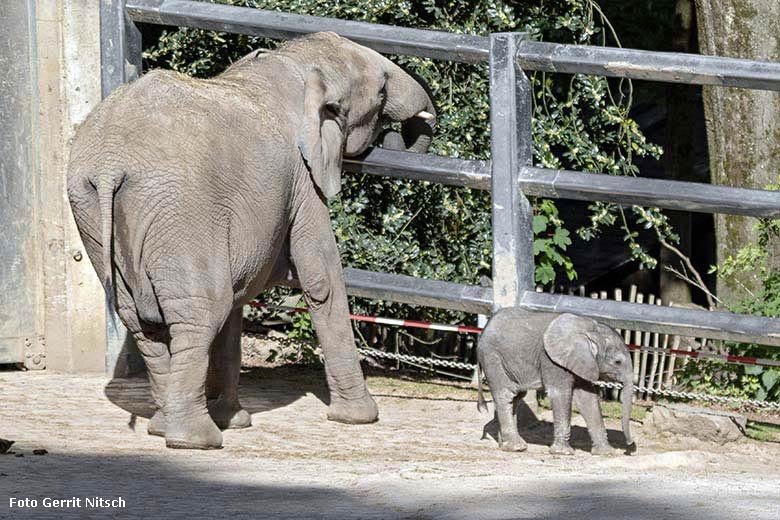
[103,0,780,363]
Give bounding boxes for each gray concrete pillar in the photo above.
[0,1,107,373]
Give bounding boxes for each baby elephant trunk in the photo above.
[621,369,634,447]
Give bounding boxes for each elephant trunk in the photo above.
[399,94,436,153]
[382,65,436,153]
[621,370,634,447]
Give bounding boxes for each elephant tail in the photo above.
[476,362,488,413]
[96,172,121,333]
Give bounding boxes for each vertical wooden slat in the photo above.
[665,334,681,388]
[638,294,654,397]
[645,298,662,399]
[632,291,644,394]
[656,324,670,391]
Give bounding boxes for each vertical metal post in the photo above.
[489,33,535,311]
[100,0,142,98]
[100,0,143,376]
[489,33,538,420]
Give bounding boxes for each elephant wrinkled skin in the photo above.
[67,32,436,449]
[477,309,635,455]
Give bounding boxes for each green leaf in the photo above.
[552,227,572,248]
[533,238,551,255]
[762,370,779,391]
[533,215,548,234]
[535,263,556,285]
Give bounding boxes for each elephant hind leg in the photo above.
[113,274,170,437]
[206,307,251,430]
[156,287,232,449]
[133,329,170,437]
[481,355,526,452]
[163,321,224,449]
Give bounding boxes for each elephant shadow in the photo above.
[104,363,330,422]
[481,401,632,453]
[104,329,332,421]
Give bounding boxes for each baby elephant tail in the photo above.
[476,362,488,413]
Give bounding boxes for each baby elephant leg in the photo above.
[494,390,527,452]
[573,386,620,456]
[483,360,527,452]
[547,386,575,455]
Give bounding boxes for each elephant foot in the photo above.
[208,398,252,430]
[165,414,223,450]
[499,438,528,452]
[147,410,166,437]
[591,443,621,457]
[327,393,379,424]
[549,441,574,456]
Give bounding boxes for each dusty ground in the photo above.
[1,367,780,519]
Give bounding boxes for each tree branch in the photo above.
[658,237,719,310]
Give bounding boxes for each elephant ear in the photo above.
[543,313,600,381]
[298,68,345,199]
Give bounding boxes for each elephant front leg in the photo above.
[573,386,619,456]
[289,209,378,424]
[206,307,252,430]
[547,386,575,455]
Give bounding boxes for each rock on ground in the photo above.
[645,402,747,445]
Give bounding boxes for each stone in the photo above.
[0,438,13,454]
[645,403,747,445]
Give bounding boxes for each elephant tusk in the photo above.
[415,110,435,121]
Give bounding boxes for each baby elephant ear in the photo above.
[543,313,600,381]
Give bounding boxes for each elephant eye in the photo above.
[615,358,622,364]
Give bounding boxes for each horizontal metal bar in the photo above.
[343,268,493,315]
[520,167,780,218]
[520,292,780,347]
[517,41,780,91]
[342,148,491,190]
[344,271,780,346]
[126,0,490,63]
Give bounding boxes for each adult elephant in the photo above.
[67,32,436,449]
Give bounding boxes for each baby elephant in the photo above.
[477,308,634,455]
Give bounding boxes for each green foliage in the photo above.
[142,0,663,328]
[676,186,780,402]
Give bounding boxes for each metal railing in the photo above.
[102,0,780,364]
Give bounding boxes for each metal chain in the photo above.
[356,346,477,371]
[242,331,780,410]
[593,380,780,410]
[242,330,319,348]
[243,330,476,370]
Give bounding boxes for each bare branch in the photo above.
[663,265,721,306]
[658,236,719,310]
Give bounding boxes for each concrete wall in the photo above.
[0,1,41,366]
[0,1,107,372]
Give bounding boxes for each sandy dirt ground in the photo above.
[1,367,780,519]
